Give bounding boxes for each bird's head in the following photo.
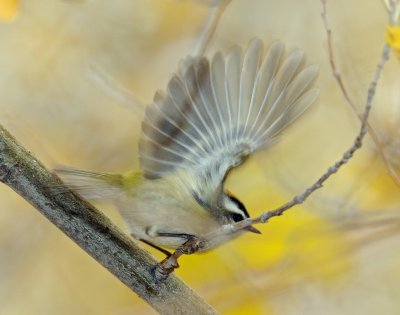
[222,191,261,234]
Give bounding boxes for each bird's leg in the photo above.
[138,238,172,257]
[153,234,206,282]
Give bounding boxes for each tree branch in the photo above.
[0,125,217,315]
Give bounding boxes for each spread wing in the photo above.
[139,38,318,183]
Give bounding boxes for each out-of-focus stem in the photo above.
[194,0,232,55]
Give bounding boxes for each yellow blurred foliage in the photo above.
[0,0,18,21]
[386,25,400,57]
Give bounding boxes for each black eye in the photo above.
[230,212,244,222]
[227,194,250,222]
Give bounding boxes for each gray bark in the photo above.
[0,125,218,315]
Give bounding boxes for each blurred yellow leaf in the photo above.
[0,0,19,21]
[386,25,400,57]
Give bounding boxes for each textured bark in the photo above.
[0,125,217,315]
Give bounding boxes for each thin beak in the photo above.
[244,225,262,234]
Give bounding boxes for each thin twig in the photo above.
[321,0,400,186]
[193,0,232,56]
[251,0,394,224]
[157,0,396,275]
[0,125,217,315]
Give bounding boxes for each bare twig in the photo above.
[321,0,400,186]
[157,0,396,276]
[0,125,217,315]
[252,0,394,224]
[193,0,232,55]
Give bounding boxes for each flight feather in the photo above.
[139,39,318,181]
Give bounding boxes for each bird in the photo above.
[56,38,318,254]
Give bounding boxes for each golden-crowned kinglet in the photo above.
[57,38,318,252]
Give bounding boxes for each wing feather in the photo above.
[210,52,229,146]
[139,39,318,182]
[183,63,217,148]
[247,41,284,139]
[225,46,242,142]
[241,39,262,138]
[195,59,224,147]
[166,75,213,151]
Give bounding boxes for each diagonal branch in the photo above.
[0,125,217,315]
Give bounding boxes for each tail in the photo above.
[53,167,141,200]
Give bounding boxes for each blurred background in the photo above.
[1,0,400,314]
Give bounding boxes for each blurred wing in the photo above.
[139,38,318,180]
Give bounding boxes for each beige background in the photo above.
[1,0,400,314]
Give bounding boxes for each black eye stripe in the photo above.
[227,194,250,222]
[192,189,250,223]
